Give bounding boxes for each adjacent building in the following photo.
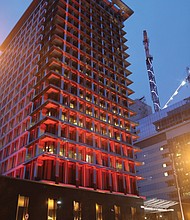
[130,97,152,122]
[136,97,190,219]
[0,0,143,219]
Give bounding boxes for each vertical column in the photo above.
[123,174,127,194]
[64,161,68,184]
[109,171,112,192]
[58,123,61,137]
[33,159,38,180]
[76,162,79,187]
[93,167,97,189]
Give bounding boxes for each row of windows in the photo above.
[24,159,136,194]
[46,60,130,94]
[29,120,132,147]
[26,140,134,172]
[39,52,129,89]
[0,105,31,143]
[0,148,26,174]
[51,31,127,73]
[0,136,27,160]
[46,40,127,83]
[16,195,137,220]
[31,104,131,134]
[58,0,122,26]
[51,19,125,70]
[56,4,121,41]
[33,89,131,121]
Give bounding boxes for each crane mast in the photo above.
[143,30,161,112]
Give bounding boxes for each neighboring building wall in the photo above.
[136,133,175,200]
[136,97,190,219]
[0,0,142,215]
[130,98,152,122]
[136,98,190,141]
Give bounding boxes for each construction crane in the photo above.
[163,67,190,109]
[143,30,161,112]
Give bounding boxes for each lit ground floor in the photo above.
[0,175,144,220]
[143,198,190,220]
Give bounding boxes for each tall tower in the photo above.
[0,1,143,219]
[143,30,161,112]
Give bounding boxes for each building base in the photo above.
[0,176,144,220]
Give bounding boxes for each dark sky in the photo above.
[1,0,190,111]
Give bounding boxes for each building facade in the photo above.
[136,97,190,219]
[0,0,143,219]
[0,175,143,220]
[130,98,152,122]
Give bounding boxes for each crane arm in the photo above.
[163,68,190,109]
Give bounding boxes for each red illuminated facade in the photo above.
[0,0,143,218]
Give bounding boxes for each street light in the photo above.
[171,153,185,220]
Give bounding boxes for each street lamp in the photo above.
[171,153,185,220]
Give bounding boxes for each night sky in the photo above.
[1,0,190,111]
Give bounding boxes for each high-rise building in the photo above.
[136,97,190,218]
[0,0,143,219]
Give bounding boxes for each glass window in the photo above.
[47,198,57,220]
[114,205,120,220]
[96,203,103,220]
[16,195,29,220]
[131,207,136,220]
[73,201,82,220]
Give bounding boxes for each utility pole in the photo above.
[171,153,185,220]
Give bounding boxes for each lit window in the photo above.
[96,204,103,220]
[73,201,82,220]
[114,205,120,220]
[160,147,164,151]
[16,195,29,220]
[162,163,167,168]
[131,207,136,220]
[47,198,57,220]
[164,172,169,177]
[86,154,92,163]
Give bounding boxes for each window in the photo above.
[96,204,103,220]
[47,198,57,220]
[16,195,29,220]
[131,207,136,220]
[164,172,169,177]
[86,153,93,163]
[73,201,82,220]
[114,205,120,220]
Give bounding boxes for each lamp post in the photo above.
[171,153,185,220]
